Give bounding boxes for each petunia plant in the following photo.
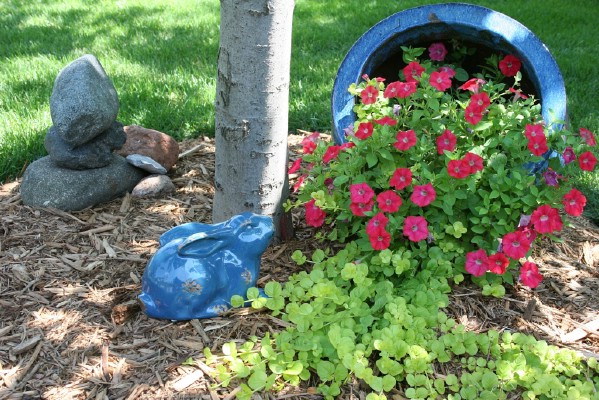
[289,42,598,291]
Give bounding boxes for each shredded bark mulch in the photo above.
[1,134,597,399]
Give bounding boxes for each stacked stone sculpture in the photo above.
[20,55,147,211]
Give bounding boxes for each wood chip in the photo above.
[562,317,599,343]
[11,335,42,355]
[170,369,204,391]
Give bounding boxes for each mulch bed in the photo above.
[1,134,598,400]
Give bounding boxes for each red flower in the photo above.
[499,54,521,77]
[349,182,375,204]
[323,145,341,163]
[377,190,402,213]
[410,183,436,207]
[488,253,509,274]
[438,66,455,78]
[288,158,301,174]
[394,129,417,151]
[562,188,586,216]
[429,71,452,91]
[578,151,597,171]
[520,261,543,288]
[366,212,389,235]
[350,200,374,217]
[403,216,429,242]
[579,127,596,146]
[355,122,373,140]
[464,103,484,125]
[509,87,528,100]
[563,147,576,164]
[369,228,392,250]
[403,61,425,82]
[530,204,563,234]
[340,142,355,151]
[459,78,486,93]
[527,135,549,157]
[374,116,397,126]
[396,81,417,98]
[383,81,402,98]
[464,152,484,172]
[447,159,471,179]
[465,249,489,277]
[524,123,544,140]
[428,42,447,61]
[293,175,306,193]
[470,92,490,110]
[360,85,379,105]
[389,168,413,190]
[301,131,320,154]
[501,231,531,260]
[436,129,457,154]
[305,199,326,227]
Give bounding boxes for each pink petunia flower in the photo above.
[349,182,375,204]
[578,151,597,171]
[499,54,521,77]
[322,145,341,163]
[360,85,379,105]
[410,183,436,207]
[355,122,374,140]
[524,123,544,141]
[488,253,510,274]
[369,228,392,250]
[340,142,355,151]
[438,66,456,78]
[562,188,586,216]
[396,81,418,98]
[436,129,457,154]
[470,92,491,110]
[459,78,486,93]
[530,204,563,234]
[403,61,425,82]
[389,168,413,190]
[383,81,402,98]
[563,147,576,164]
[464,103,484,125]
[579,127,597,146]
[428,42,448,61]
[288,158,301,174]
[447,159,471,179]
[465,249,489,276]
[501,231,531,260]
[374,116,398,126]
[349,200,374,217]
[464,152,484,172]
[403,216,429,242]
[376,190,402,213]
[429,71,452,91]
[542,169,560,187]
[305,199,326,227]
[394,129,417,151]
[293,175,306,193]
[527,135,549,156]
[301,131,320,154]
[366,212,389,235]
[509,87,528,100]
[520,261,543,288]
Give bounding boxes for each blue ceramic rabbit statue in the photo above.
[139,212,274,320]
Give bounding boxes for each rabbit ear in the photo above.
[176,229,234,258]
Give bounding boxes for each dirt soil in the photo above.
[1,134,598,400]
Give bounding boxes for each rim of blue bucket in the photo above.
[331,2,567,144]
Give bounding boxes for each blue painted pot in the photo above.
[331,3,567,143]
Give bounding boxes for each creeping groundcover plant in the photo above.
[204,42,599,400]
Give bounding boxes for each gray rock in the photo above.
[20,154,146,211]
[126,154,167,174]
[50,54,119,146]
[132,175,176,198]
[44,121,126,170]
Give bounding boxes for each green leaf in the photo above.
[246,287,260,300]
[316,360,335,381]
[231,295,246,308]
[283,360,304,376]
[366,152,378,168]
[247,368,268,391]
[291,250,307,265]
[264,281,282,297]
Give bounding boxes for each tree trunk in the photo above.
[213,0,294,239]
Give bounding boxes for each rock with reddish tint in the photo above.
[131,175,176,198]
[117,126,180,171]
[44,122,126,170]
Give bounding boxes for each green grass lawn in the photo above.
[1,0,598,219]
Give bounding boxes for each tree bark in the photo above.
[213,0,294,239]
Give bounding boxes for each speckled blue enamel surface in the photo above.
[331,3,567,143]
[139,212,274,320]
